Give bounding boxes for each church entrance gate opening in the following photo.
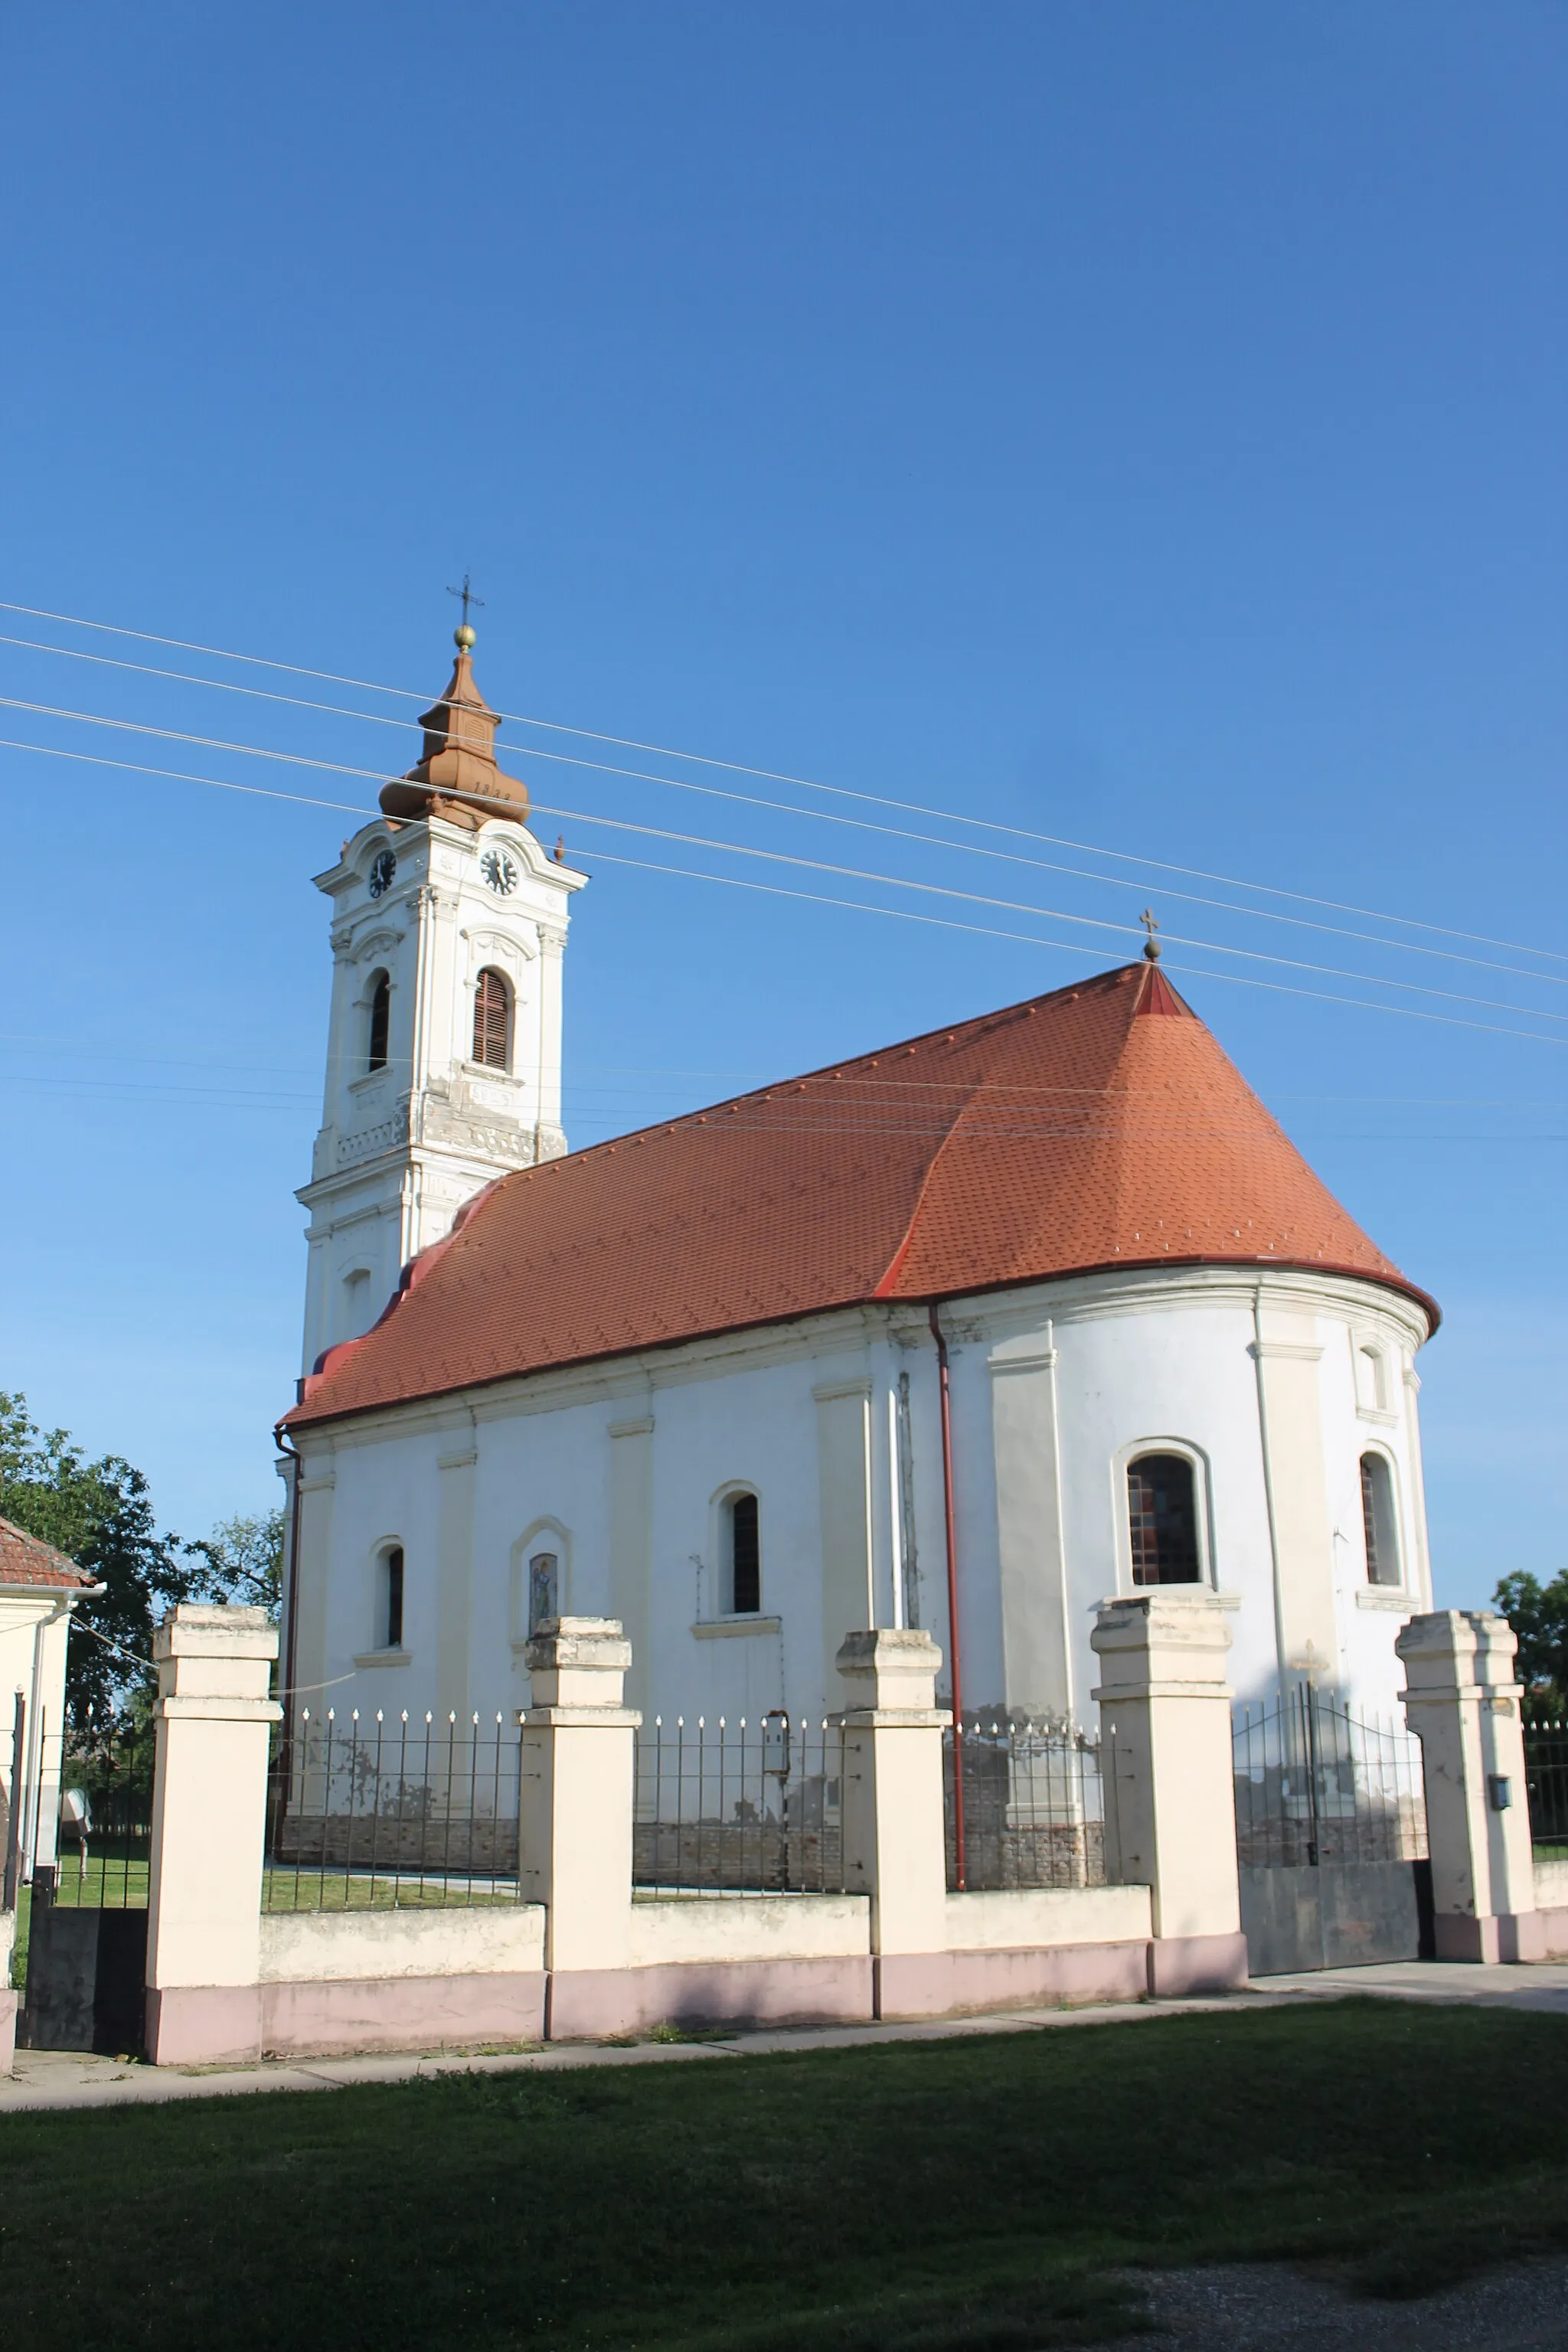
[18,1724,152,2055]
[1233,1687,1432,1976]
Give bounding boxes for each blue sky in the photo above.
[0,4,1562,1601]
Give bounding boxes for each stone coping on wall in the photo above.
[944,1884,1152,1952]
[260,1905,545,1984]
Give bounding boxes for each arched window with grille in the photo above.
[472,968,511,1070]
[367,972,390,1073]
[1361,1453,1401,1587]
[1127,1453,1202,1586]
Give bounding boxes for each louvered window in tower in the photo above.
[472,969,510,1070]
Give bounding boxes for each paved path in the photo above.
[2,1961,1565,2115]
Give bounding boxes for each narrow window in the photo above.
[528,1550,559,1634]
[1361,1455,1400,1588]
[472,969,510,1070]
[367,972,390,1073]
[727,1492,761,1615]
[380,1546,404,1649]
[1357,1346,1387,1412]
[1127,1455,1201,1586]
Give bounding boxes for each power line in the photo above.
[3,707,1565,1029]
[3,629,1560,992]
[4,596,1560,970]
[581,846,1568,1048]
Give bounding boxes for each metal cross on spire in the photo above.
[1140,908,1161,962]
[446,573,485,647]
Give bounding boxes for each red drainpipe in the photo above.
[928,1301,965,1892]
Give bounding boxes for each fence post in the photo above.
[1090,1591,1248,1995]
[1396,1610,1544,1963]
[836,1629,951,2017]
[518,1616,640,2037]
[143,1604,281,2066]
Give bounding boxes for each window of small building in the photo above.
[528,1550,559,1634]
[725,1492,761,1615]
[472,968,511,1070]
[377,1545,405,1650]
[367,972,390,1073]
[1127,1454,1201,1586]
[1361,1454,1401,1588]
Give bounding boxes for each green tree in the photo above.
[1493,1569,1568,1709]
[0,1392,200,1743]
[190,1508,284,1621]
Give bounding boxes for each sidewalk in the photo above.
[5,1963,1566,2115]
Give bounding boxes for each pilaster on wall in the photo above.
[1090,1589,1247,1996]
[988,1345,1072,1720]
[608,1417,654,1714]
[290,1456,335,1707]
[1249,1321,1338,1684]
[1397,1611,1544,1963]
[435,1434,477,1726]
[144,1606,281,2067]
[815,1380,874,1708]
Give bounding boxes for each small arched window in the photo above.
[1361,1454,1401,1588]
[1127,1454,1201,1586]
[376,1545,405,1650]
[367,972,390,1073]
[725,1492,761,1615]
[472,968,511,1070]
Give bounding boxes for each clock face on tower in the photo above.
[480,849,518,897]
[368,848,397,899]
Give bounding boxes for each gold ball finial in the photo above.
[454,622,477,652]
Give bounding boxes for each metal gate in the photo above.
[1233,1688,1432,1976]
[18,1726,152,2054]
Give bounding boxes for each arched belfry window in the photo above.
[472,969,511,1070]
[1361,1454,1401,1588]
[1127,1454,1201,1586]
[367,972,390,1073]
[725,1491,761,1615]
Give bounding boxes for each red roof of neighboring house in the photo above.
[287,961,1436,1432]
[0,1514,94,1592]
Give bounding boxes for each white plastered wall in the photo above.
[289,1266,1433,1741]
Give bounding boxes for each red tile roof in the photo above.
[0,1514,94,1592]
[287,961,1436,1431]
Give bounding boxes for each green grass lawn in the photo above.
[4,2001,1568,2350]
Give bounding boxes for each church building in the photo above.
[278,628,1439,1733]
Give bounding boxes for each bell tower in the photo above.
[297,623,587,1374]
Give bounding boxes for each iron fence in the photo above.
[36,1719,154,1911]
[265,1708,524,1909]
[633,1713,847,1894]
[1524,1719,1568,1855]
[1233,1687,1427,1869]
[943,1720,1107,1893]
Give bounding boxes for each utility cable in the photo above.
[1,629,1558,989]
[2,707,1564,1026]
[3,596,1560,970]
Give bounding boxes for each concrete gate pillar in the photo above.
[518,1616,640,2037]
[836,1629,951,2017]
[144,1604,280,2065]
[1396,1611,1544,1964]
[1091,1591,1248,1995]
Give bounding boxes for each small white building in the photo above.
[1,1516,95,1892]
[279,632,1439,1735]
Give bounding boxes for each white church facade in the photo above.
[278,630,1439,1735]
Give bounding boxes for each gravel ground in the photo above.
[1100,2259,1568,2349]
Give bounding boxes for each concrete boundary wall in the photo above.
[1535,1859,1568,1960]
